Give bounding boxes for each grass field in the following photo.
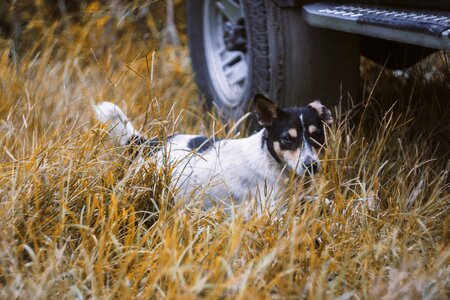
[0,2,449,299]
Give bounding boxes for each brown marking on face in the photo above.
[288,128,298,138]
[285,148,300,161]
[274,141,301,168]
[282,148,301,169]
[308,125,317,134]
[273,141,283,157]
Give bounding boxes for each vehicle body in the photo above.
[186,0,450,119]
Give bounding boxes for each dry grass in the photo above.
[0,2,449,299]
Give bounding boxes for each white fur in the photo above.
[94,102,138,146]
[166,131,288,209]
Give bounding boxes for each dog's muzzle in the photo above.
[304,160,320,175]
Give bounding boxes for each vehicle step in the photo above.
[303,2,450,50]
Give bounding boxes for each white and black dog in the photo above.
[94,94,333,210]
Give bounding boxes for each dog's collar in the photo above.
[261,129,283,164]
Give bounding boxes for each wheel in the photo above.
[186,0,251,119]
[186,0,360,119]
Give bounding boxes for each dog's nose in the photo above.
[304,160,319,174]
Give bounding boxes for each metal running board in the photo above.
[303,2,450,50]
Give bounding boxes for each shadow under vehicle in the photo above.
[186,0,450,118]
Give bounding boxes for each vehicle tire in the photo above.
[186,0,360,119]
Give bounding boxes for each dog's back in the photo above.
[93,102,285,208]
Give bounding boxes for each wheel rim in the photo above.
[203,0,249,108]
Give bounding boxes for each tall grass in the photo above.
[0,2,449,299]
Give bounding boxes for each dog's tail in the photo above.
[94,102,140,146]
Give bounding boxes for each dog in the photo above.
[94,94,333,210]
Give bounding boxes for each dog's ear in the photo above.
[254,94,278,127]
[307,100,333,126]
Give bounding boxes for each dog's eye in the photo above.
[281,134,294,144]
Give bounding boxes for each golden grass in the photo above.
[0,3,449,299]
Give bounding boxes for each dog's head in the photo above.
[254,94,333,175]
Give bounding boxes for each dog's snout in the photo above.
[304,160,319,174]
[310,161,319,173]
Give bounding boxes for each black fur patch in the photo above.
[265,137,283,163]
[126,135,166,157]
[128,135,160,148]
[187,136,220,153]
